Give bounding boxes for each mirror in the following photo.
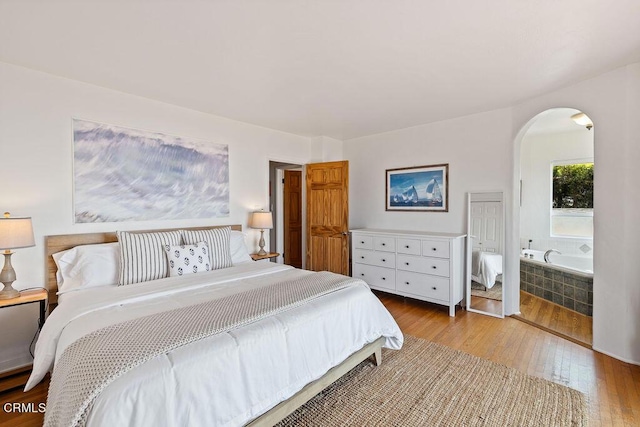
[466,192,505,318]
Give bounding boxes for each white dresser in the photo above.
[350,228,466,317]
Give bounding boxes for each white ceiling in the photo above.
[1,1,639,140]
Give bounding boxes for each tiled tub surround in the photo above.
[520,258,593,316]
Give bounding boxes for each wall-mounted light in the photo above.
[571,112,593,130]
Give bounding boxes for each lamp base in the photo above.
[257,229,267,256]
[0,285,19,300]
[0,251,19,299]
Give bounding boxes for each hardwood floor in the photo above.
[1,291,636,426]
[515,290,593,347]
[469,295,502,316]
[377,292,638,427]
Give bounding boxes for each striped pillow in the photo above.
[182,227,232,270]
[117,230,182,286]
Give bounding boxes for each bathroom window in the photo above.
[551,161,593,238]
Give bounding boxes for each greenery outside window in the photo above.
[551,161,594,238]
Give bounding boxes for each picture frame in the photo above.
[386,163,449,212]
[73,118,229,223]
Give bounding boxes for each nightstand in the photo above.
[0,289,48,392]
[0,288,48,330]
[250,252,279,262]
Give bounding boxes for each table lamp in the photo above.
[0,212,35,299]
[250,211,273,256]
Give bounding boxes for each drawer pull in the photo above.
[405,245,410,248]
[432,286,437,290]
[432,266,437,269]
[382,259,386,262]
[361,256,365,259]
[405,262,410,266]
[381,243,386,246]
[360,273,365,276]
[360,241,365,244]
[405,281,410,285]
[432,247,437,251]
[382,277,386,280]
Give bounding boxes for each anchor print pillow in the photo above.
[164,241,211,277]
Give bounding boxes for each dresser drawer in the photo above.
[397,254,450,277]
[353,263,395,291]
[353,249,396,269]
[397,238,421,255]
[373,236,395,252]
[396,270,449,302]
[421,240,450,259]
[353,235,373,250]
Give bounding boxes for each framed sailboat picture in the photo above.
[386,164,449,212]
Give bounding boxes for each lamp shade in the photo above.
[250,211,273,230]
[0,216,35,250]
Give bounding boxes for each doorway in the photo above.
[514,108,594,347]
[269,161,303,268]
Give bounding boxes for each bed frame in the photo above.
[43,224,385,426]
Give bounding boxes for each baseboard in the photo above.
[0,356,33,375]
[591,346,640,366]
[0,364,32,393]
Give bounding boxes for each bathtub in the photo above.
[520,249,593,316]
[521,249,593,277]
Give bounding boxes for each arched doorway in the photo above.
[512,108,594,347]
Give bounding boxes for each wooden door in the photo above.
[306,161,349,274]
[284,170,303,268]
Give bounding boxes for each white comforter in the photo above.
[27,262,403,427]
[471,250,503,289]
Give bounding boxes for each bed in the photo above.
[28,225,403,427]
[471,250,503,289]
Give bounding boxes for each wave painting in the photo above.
[73,119,229,223]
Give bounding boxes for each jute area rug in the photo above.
[471,281,503,301]
[278,335,587,426]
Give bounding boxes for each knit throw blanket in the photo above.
[45,271,361,427]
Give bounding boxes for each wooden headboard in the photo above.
[45,224,242,311]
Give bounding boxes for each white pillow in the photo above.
[230,230,252,264]
[164,242,211,277]
[52,242,120,294]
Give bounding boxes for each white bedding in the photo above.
[471,250,503,289]
[28,262,403,426]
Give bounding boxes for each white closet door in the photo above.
[470,201,503,253]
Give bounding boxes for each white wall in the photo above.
[0,61,312,370]
[310,136,344,162]
[520,129,594,255]
[345,108,513,233]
